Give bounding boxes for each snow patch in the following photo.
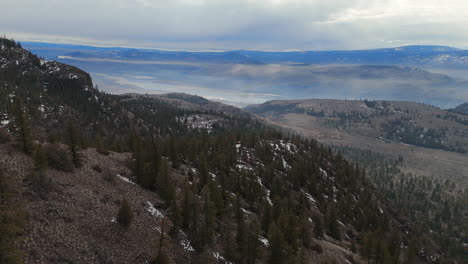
[259,236,269,247]
[116,174,136,185]
[145,201,164,218]
[180,239,194,252]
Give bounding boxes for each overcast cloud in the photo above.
[3,0,468,50]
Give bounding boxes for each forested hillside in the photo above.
[0,37,457,264]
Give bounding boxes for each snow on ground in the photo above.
[259,236,269,247]
[116,174,136,185]
[281,157,291,170]
[213,252,233,263]
[236,164,253,171]
[319,167,328,177]
[180,239,195,252]
[241,208,254,215]
[256,177,273,205]
[0,120,10,126]
[305,192,317,203]
[145,201,164,218]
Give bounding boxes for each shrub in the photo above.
[29,170,53,196]
[97,147,110,156]
[311,243,323,254]
[46,144,74,172]
[92,164,102,173]
[0,128,11,144]
[102,168,115,183]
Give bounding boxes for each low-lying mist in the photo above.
[59,57,468,108]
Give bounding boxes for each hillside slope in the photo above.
[0,38,456,264]
[246,99,468,181]
[451,102,468,115]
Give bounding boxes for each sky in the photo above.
[3,0,468,51]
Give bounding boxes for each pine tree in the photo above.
[156,159,175,205]
[67,122,83,168]
[201,185,216,245]
[326,206,341,240]
[268,223,285,264]
[208,180,224,216]
[405,240,417,264]
[298,212,312,249]
[312,214,324,238]
[34,144,48,171]
[133,140,146,187]
[182,183,194,230]
[117,199,133,228]
[389,231,401,264]
[261,204,272,235]
[11,96,33,154]
[246,220,260,264]
[236,213,248,263]
[169,196,181,232]
[198,154,209,188]
[95,134,109,155]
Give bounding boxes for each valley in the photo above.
[246,99,468,184]
[23,42,468,108]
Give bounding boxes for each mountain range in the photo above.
[22,42,468,67]
[2,38,468,263]
[18,42,468,108]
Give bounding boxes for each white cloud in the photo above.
[2,0,468,50]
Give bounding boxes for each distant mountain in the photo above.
[23,42,468,68]
[451,102,468,115]
[19,42,468,108]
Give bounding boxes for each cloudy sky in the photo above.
[3,0,468,51]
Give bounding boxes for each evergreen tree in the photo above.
[246,220,260,264]
[198,154,209,188]
[95,134,109,155]
[11,96,33,154]
[261,204,272,235]
[156,159,175,205]
[268,223,285,264]
[117,199,133,228]
[67,122,83,168]
[182,183,194,230]
[201,185,216,245]
[326,206,341,240]
[405,240,417,264]
[34,144,48,171]
[312,214,324,238]
[236,211,248,263]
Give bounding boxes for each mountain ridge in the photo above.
[1,37,465,264]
